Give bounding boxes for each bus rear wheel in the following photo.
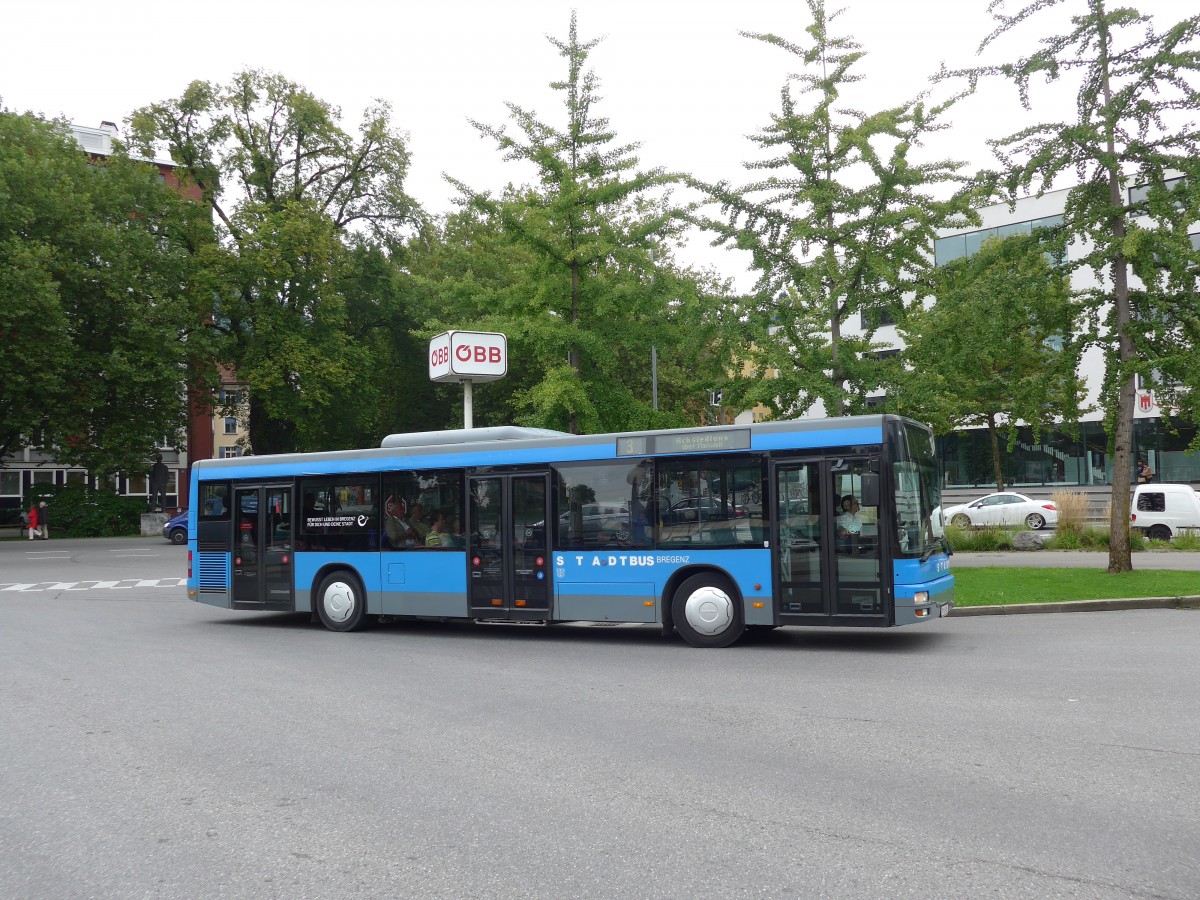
[316,572,369,632]
[672,574,744,648]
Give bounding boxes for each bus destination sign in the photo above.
[616,429,751,457]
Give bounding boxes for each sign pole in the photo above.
[429,330,507,433]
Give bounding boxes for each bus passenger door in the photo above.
[231,484,294,610]
[468,473,551,621]
[773,458,887,625]
[773,461,828,618]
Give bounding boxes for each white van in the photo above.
[1130,483,1200,540]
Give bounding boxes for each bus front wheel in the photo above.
[316,572,369,632]
[672,574,744,648]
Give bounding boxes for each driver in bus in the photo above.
[837,495,863,553]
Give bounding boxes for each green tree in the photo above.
[443,13,727,434]
[961,0,1200,572]
[0,109,210,476]
[129,71,425,455]
[696,0,975,420]
[896,233,1087,492]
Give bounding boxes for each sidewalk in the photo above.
[950,596,1200,616]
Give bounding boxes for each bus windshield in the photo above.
[892,421,944,558]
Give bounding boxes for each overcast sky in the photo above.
[0,0,1186,285]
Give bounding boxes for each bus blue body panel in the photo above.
[552,549,774,626]
[893,555,955,625]
[293,551,469,617]
[377,552,469,618]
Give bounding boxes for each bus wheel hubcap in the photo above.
[323,582,356,623]
[684,586,734,636]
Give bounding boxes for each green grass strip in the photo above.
[952,567,1200,606]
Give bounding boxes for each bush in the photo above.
[44,484,144,538]
[1050,489,1088,535]
[1171,532,1200,551]
[1044,527,1148,551]
[946,524,1017,552]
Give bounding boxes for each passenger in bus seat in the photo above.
[384,500,415,548]
[443,516,465,548]
[408,503,431,544]
[425,512,448,547]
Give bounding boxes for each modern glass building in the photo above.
[936,419,1200,489]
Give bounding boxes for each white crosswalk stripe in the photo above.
[0,578,186,593]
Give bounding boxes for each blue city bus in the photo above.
[186,415,953,647]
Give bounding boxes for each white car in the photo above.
[943,492,1058,530]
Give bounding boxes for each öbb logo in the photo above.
[456,344,503,364]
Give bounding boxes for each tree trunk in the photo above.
[1098,19,1134,574]
[246,396,293,457]
[568,260,581,434]
[987,413,1005,493]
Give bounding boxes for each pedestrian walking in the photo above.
[26,503,38,540]
[36,501,48,539]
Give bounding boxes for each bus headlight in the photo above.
[914,591,930,604]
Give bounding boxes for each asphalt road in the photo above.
[1,538,1198,898]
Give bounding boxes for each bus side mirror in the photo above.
[861,473,880,508]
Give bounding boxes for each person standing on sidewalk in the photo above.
[36,501,48,539]
[26,503,38,540]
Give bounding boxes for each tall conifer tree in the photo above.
[698,0,973,419]
[446,13,722,434]
[959,0,1200,571]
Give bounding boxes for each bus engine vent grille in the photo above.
[196,552,230,592]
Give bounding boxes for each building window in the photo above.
[66,471,88,487]
[860,306,896,329]
[31,470,56,485]
[1138,371,1183,390]
[0,471,19,496]
[219,388,244,407]
[1128,175,1186,207]
[220,447,242,459]
[224,417,238,435]
[935,214,1064,267]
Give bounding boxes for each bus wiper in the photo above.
[920,536,953,564]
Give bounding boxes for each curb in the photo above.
[950,596,1200,616]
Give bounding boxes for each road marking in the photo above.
[0,578,186,593]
